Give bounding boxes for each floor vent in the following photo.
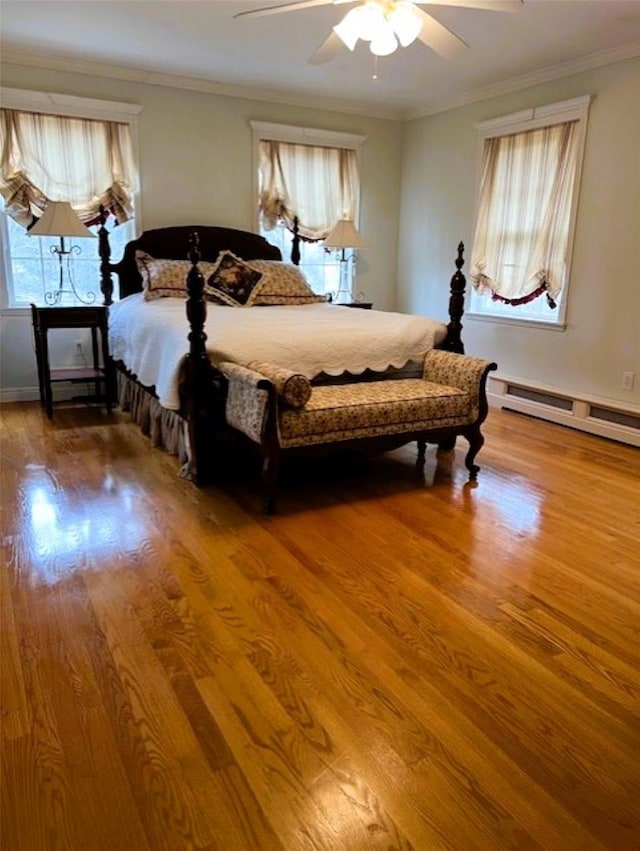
[505,384,573,411]
[589,406,640,431]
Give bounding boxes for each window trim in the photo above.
[0,87,142,122]
[467,95,592,329]
[0,87,142,309]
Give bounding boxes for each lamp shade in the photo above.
[390,1,423,47]
[333,8,363,51]
[324,218,366,249]
[29,202,95,239]
[370,27,398,56]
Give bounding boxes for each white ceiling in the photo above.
[2,0,640,119]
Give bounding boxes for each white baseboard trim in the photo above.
[0,385,90,405]
[1,386,40,403]
[488,375,640,447]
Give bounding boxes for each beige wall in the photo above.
[398,57,640,406]
[0,62,404,397]
[2,58,639,409]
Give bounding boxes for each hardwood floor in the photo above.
[1,401,639,850]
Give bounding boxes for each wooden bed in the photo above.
[97,211,470,487]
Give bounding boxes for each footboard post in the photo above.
[98,205,114,306]
[184,232,210,486]
[444,241,466,355]
[291,216,301,267]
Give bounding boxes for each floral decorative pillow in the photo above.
[136,250,217,301]
[249,260,327,305]
[205,251,263,307]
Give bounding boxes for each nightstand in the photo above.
[341,301,373,309]
[31,304,114,419]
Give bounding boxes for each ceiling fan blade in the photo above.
[308,31,343,64]
[413,0,523,11]
[416,8,469,57]
[234,0,335,20]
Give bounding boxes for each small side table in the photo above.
[31,304,114,419]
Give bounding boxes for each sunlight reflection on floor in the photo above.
[18,468,147,585]
[457,468,544,577]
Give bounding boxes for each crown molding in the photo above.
[2,39,638,125]
[403,41,640,121]
[0,46,403,122]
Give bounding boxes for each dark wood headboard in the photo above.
[98,219,282,302]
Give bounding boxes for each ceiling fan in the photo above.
[234,0,523,65]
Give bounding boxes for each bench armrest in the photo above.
[423,350,497,420]
[218,361,272,442]
[219,361,271,390]
[246,360,312,409]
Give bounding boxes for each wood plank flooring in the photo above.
[1,401,639,850]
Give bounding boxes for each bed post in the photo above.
[444,241,466,355]
[291,216,301,266]
[97,205,114,306]
[184,232,210,486]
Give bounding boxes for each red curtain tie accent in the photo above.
[490,280,557,309]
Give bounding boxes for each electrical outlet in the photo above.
[622,371,635,391]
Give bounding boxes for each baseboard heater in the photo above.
[487,375,640,447]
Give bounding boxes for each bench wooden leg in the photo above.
[463,424,484,480]
[262,449,280,514]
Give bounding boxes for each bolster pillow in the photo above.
[246,360,312,409]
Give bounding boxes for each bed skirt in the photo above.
[116,369,192,476]
[114,358,426,483]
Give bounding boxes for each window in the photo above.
[468,96,591,327]
[0,88,140,308]
[251,121,365,299]
[0,210,133,307]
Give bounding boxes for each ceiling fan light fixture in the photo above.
[369,25,398,56]
[355,2,387,42]
[333,11,361,50]
[389,1,422,47]
[334,1,393,50]
[333,0,423,57]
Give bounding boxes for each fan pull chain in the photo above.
[372,55,379,81]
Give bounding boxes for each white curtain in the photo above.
[470,121,579,307]
[0,108,136,227]
[258,139,359,241]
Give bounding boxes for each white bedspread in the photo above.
[108,294,447,410]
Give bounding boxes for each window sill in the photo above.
[466,312,566,332]
[1,304,113,316]
[1,306,32,317]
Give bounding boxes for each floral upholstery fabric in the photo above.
[423,350,494,421]
[218,362,269,443]
[248,260,326,305]
[221,352,493,451]
[277,379,470,448]
[136,251,217,300]
[205,251,264,306]
[246,360,312,409]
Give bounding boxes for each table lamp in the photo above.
[324,217,366,303]
[29,201,97,305]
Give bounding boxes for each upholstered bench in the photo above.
[219,349,497,512]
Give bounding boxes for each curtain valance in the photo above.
[0,108,136,227]
[258,139,359,241]
[470,121,579,308]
